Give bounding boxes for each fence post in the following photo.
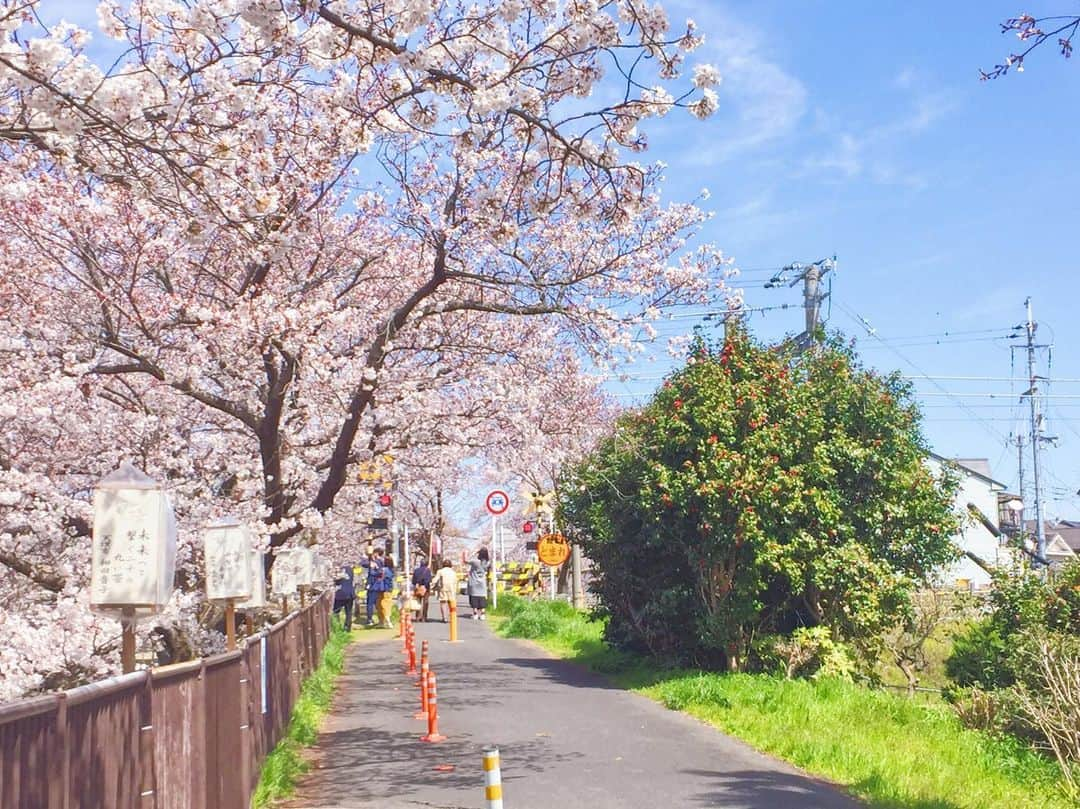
[199,659,210,809]
[239,649,252,802]
[56,692,69,809]
[138,671,158,808]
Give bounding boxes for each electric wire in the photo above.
[834,300,1010,443]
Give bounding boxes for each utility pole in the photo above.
[571,543,584,609]
[803,262,822,335]
[765,256,835,348]
[1022,297,1048,565]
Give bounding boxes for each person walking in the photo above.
[365,547,385,626]
[467,547,491,620]
[376,554,396,629]
[412,556,433,621]
[332,565,356,631]
[429,559,459,623]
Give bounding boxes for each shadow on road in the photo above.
[682,768,866,809]
[492,655,624,691]
[683,767,970,809]
[286,714,577,805]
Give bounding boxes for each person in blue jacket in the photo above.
[365,547,385,626]
[333,565,356,631]
[412,556,433,622]
[376,554,396,628]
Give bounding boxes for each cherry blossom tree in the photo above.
[0,0,733,696]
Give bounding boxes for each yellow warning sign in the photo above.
[536,533,571,567]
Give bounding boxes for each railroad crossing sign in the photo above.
[357,454,395,489]
[485,490,510,516]
[536,533,570,567]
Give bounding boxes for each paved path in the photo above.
[282,607,863,809]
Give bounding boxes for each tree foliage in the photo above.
[561,331,960,670]
[946,561,1080,796]
[947,561,1080,691]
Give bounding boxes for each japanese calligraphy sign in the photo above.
[90,463,177,617]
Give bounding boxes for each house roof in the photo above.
[1024,520,1080,553]
[928,453,1008,490]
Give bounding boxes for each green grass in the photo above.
[490,595,1076,809]
[251,616,353,808]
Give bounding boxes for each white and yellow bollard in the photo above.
[482,746,503,808]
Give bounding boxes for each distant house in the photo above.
[927,454,1011,590]
[1023,520,1080,569]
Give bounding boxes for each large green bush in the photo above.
[561,332,959,670]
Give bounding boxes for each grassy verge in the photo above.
[489,595,1074,809]
[251,617,353,808]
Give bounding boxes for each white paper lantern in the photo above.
[292,547,315,587]
[270,548,298,597]
[312,552,332,586]
[237,546,267,610]
[90,463,177,618]
[204,518,253,602]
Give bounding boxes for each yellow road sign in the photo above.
[536,533,570,567]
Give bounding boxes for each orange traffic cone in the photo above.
[421,670,446,742]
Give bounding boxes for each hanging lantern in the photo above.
[522,521,534,534]
[90,463,177,618]
[378,492,392,507]
[203,518,254,603]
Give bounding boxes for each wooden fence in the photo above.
[0,591,332,809]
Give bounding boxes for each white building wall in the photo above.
[927,458,1002,590]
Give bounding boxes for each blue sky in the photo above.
[41,2,1080,520]
[611,1,1080,518]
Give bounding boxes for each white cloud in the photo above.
[800,88,955,187]
[658,2,808,165]
[893,67,918,90]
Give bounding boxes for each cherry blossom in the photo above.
[0,0,738,697]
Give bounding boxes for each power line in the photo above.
[916,393,1080,399]
[856,335,1016,349]
[902,375,1080,383]
[835,300,1010,443]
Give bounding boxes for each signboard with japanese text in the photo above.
[204,521,253,602]
[536,533,571,567]
[485,490,510,516]
[90,464,177,617]
[237,546,267,610]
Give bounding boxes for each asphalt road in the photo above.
[282,606,863,809]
